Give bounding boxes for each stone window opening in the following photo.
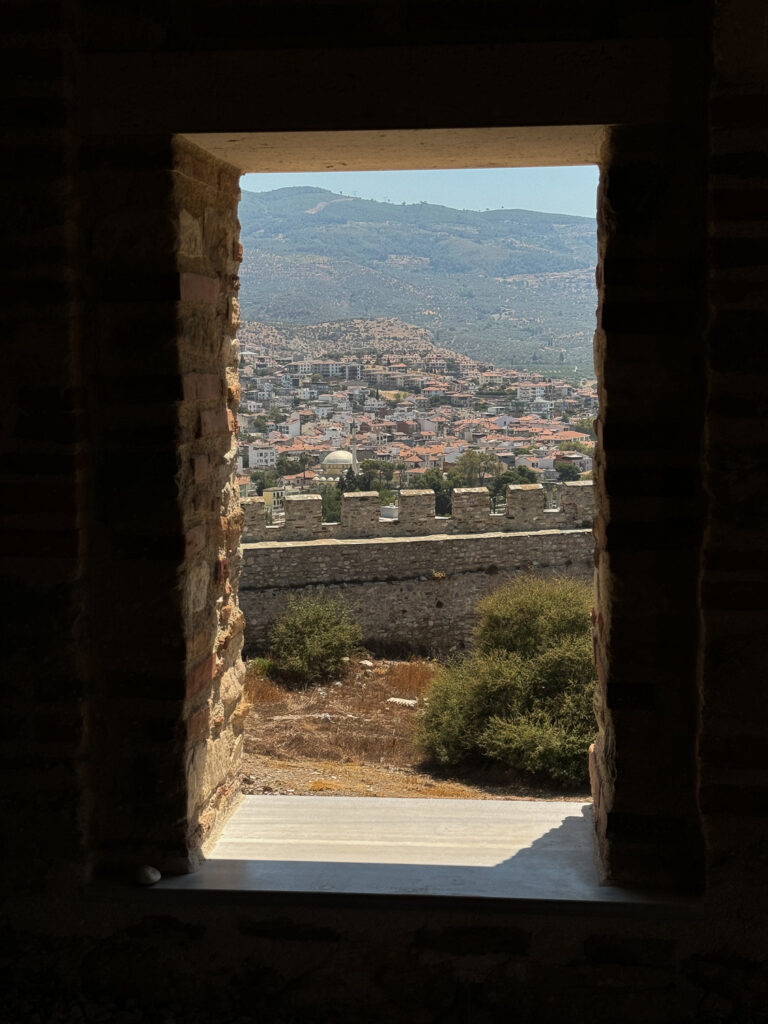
[148,125,706,898]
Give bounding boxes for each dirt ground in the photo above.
[239,658,590,802]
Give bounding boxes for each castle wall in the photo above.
[242,480,594,542]
[240,528,594,653]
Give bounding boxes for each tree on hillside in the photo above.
[453,450,481,486]
[275,454,301,477]
[358,459,394,490]
[488,466,539,498]
[297,451,312,482]
[454,450,500,487]
[572,417,597,441]
[556,462,582,481]
[558,440,592,455]
[338,466,358,493]
[250,469,278,495]
[477,451,500,485]
[319,484,342,522]
[424,467,452,516]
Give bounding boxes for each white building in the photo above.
[248,445,276,469]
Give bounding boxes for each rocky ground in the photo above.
[239,658,589,802]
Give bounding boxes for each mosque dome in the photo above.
[322,449,355,469]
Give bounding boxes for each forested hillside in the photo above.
[238,187,597,373]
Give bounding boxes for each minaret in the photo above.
[349,419,359,472]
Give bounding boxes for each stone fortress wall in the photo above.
[240,482,594,653]
[242,480,594,541]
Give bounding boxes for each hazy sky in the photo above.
[241,166,600,219]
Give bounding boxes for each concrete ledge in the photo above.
[157,796,693,906]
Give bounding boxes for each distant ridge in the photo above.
[238,187,597,374]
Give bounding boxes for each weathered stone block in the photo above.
[200,406,229,436]
[185,652,216,702]
[506,483,546,529]
[179,272,219,304]
[178,209,203,257]
[560,479,595,526]
[185,524,206,560]
[451,487,491,529]
[340,490,380,536]
[284,493,323,538]
[183,373,223,401]
[398,489,435,530]
[242,496,266,540]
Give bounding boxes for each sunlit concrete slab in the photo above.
[158,795,669,903]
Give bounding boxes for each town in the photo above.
[235,317,598,521]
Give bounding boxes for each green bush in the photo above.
[420,578,596,785]
[267,594,363,688]
[418,651,526,765]
[474,575,592,659]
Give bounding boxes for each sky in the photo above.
[241,166,600,219]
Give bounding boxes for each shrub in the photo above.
[478,635,597,783]
[420,651,527,764]
[267,594,363,688]
[474,575,592,659]
[420,578,596,785]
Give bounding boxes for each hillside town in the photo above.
[236,319,598,521]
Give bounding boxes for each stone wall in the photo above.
[242,480,594,542]
[589,121,709,890]
[174,138,247,859]
[240,528,594,653]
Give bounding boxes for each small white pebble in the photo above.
[359,659,374,668]
[135,865,161,886]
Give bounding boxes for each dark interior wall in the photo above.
[699,0,768,930]
[3,1,768,1020]
[3,0,89,895]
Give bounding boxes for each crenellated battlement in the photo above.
[241,480,594,543]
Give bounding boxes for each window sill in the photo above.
[147,795,697,914]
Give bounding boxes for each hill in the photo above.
[238,187,597,374]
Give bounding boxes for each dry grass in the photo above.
[243,657,436,767]
[239,754,544,800]
[240,657,590,801]
[381,659,435,699]
[242,662,284,706]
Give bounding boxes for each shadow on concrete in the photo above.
[157,803,667,904]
